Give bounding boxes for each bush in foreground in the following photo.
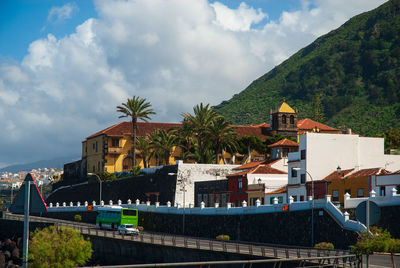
[29,225,92,268]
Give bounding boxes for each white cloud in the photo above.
[211,2,267,31]
[48,2,79,23]
[0,0,387,165]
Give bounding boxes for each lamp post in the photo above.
[88,173,102,205]
[169,172,186,235]
[294,167,314,247]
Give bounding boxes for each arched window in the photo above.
[282,115,287,124]
[290,115,294,125]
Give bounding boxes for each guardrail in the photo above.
[3,212,358,267]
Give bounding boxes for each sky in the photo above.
[0,0,387,168]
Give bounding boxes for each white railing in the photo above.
[344,188,400,209]
[47,195,367,232]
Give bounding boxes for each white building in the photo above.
[287,132,400,201]
[370,172,400,196]
[174,163,239,206]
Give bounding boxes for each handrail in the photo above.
[79,254,359,268]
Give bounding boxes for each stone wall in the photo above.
[42,207,358,249]
[52,158,87,191]
[347,205,400,238]
[138,208,358,249]
[46,165,179,205]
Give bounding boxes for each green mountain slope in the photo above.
[214,0,400,136]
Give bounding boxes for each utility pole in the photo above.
[22,181,31,268]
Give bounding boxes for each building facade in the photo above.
[287,132,400,202]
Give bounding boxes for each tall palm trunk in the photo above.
[215,143,221,164]
[132,118,137,166]
[247,144,252,163]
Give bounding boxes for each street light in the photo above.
[88,173,102,205]
[294,167,314,247]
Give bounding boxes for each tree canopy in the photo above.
[29,225,92,268]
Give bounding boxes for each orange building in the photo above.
[325,168,389,204]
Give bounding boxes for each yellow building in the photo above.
[82,122,182,173]
[82,121,274,173]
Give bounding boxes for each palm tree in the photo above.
[181,103,220,163]
[117,96,155,167]
[171,121,195,162]
[208,117,238,164]
[136,136,152,168]
[149,129,177,166]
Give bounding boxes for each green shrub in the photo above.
[74,214,82,222]
[216,234,230,241]
[29,226,92,268]
[314,242,334,250]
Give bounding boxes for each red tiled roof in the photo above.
[297,118,338,131]
[231,124,270,140]
[322,169,355,181]
[268,186,287,194]
[233,161,264,170]
[251,165,287,175]
[228,164,287,177]
[86,121,272,141]
[86,121,181,139]
[346,168,390,179]
[233,158,281,170]
[268,138,298,148]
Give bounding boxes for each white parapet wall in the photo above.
[47,195,367,232]
[344,188,400,209]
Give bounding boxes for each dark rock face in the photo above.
[0,237,21,267]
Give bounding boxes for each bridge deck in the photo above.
[4,212,358,267]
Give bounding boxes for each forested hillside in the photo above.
[214,0,400,136]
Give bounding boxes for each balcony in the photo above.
[108,147,122,154]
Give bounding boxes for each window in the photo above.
[300,174,306,184]
[282,115,287,124]
[122,209,137,216]
[238,178,242,191]
[301,150,306,160]
[293,196,297,202]
[290,115,294,125]
[95,141,98,152]
[197,194,202,205]
[300,195,304,201]
[332,190,339,201]
[380,186,386,196]
[345,189,351,196]
[357,188,364,197]
[98,162,100,172]
[111,138,119,147]
[291,168,298,178]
